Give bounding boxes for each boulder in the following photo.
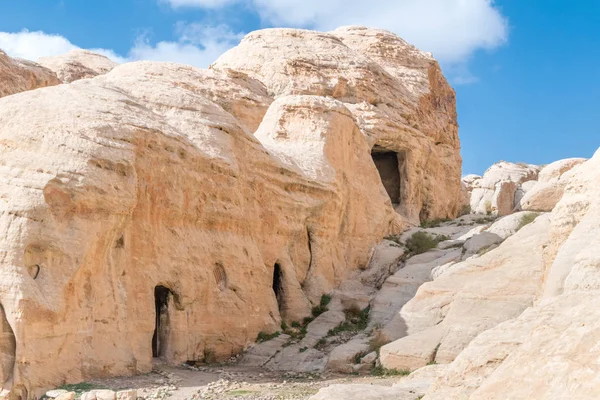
[464,162,539,216]
[38,49,118,83]
[309,384,420,400]
[462,232,503,258]
[485,211,540,239]
[116,390,137,400]
[519,158,587,212]
[0,49,59,98]
[55,393,76,400]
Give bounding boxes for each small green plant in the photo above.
[420,218,451,228]
[281,321,288,331]
[405,232,449,255]
[299,346,308,353]
[291,321,301,328]
[517,213,540,231]
[58,383,101,396]
[320,294,332,307]
[474,216,496,224]
[314,338,327,350]
[257,331,280,343]
[371,366,411,376]
[353,350,369,364]
[328,305,370,336]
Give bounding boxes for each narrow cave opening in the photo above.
[152,285,172,358]
[272,263,284,312]
[371,147,404,205]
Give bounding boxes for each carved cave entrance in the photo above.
[272,263,284,313]
[371,147,404,206]
[152,286,172,358]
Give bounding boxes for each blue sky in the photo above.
[0,0,597,175]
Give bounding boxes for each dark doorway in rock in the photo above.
[272,263,284,312]
[371,147,403,205]
[152,285,172,358]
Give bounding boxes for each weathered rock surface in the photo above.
[424,149,600,399]
[464,162,540,216]
[0,26,463,398]
[380,214,550,370]
[213,26,463,223]
[38,49,118,83]
[519,157,586,212]
[0,49,60,98]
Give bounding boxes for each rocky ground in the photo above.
[47,363,409,400]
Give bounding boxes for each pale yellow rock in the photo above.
[519,158,587,212]
[213,26,463,223]
[381,214,550,370]
[0,26,463,397]
[55,392,76,400]
[466,162,539,215]
[422,150,600,399]
[38,49,118,83]
[0,49,60,98]
[116,390,137,400]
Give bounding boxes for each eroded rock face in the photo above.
[38,49,118,83]
[0,49,60,98]
[423,149,600,399]
[464,162,540,216]
[518,158,586,212]
[380,214,550,370]
[213,26,463,223]
[0,26,462,397]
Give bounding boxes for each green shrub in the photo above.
[371,366,411,376]
[257,331,280,343]
[328,306,370,336]
[58,383,102,396]
[320,294,332,307]
[517,213,540,231]
[405,232,449,255]
[420,218,451,229]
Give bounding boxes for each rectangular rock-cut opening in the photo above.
[272,263,284,312]
[153,286,172,358]
[371,147,404,205]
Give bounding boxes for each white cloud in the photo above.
[0,29,128,63]
[129,24,243,67]
[0,24,242,69]
[0,30,78,60]
[164,0,508,65]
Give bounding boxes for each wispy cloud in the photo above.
[0,24,243,68]
[162,0,508,66]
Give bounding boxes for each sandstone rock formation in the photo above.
[213,26,463,224]
[518,157,586,212]
[422,148,600,399]
[0,49,60,98]
[463,162,539,216]
[38,49,118,83]
[0,26,463,398]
